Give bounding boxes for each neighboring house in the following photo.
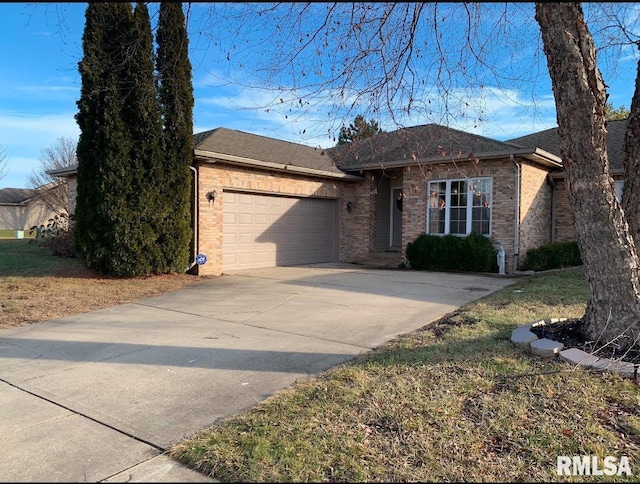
[49,119,628,276]
[0,184,67,232]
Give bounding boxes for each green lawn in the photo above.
[170,267,640,482]
[0,229,35,239]
[0,238,84,277]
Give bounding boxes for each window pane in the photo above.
[470,178,491,235]
[450,207,467,234]
[615,180,623,202]
[427,181,446,234]
[449,180,467,234]
[451,180,467,207]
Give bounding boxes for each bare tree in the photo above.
[28,137,77,215]
[536,3,640,350]
[0,145,8,182]
[192,2,640,351]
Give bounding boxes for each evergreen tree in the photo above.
[120,2,165,275]
[337,114,382,145]
[156,2,194,273]
[605,102,629,120]
[75,2,137,275]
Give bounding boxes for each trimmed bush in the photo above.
[406,232,498,273]
[520,240,582,271]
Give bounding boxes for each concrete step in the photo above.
[352,252,405,269]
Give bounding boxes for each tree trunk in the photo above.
[535,2,640,351]
[622,50,640,244]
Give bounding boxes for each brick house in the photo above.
[48,120,628,276]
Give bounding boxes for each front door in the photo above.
[390,188,403,249]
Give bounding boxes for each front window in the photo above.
[427,177,492,236]
[615,180,623,202]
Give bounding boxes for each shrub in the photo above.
[405,232,498,273]
[43,228,76,258]
[29,213,69,240]
[520,240,582,271]
[29,213,76,258]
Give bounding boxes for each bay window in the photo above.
[427,177,492,236]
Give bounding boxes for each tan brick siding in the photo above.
[519,161,553,264]
[553,178,577,242]
[340,174,375,261]
[67,177,77,215]
[63,157,562,276]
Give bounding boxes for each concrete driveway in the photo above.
[0,263,516,482]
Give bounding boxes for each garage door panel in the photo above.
[223,191,337,271]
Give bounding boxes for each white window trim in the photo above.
[426,177,493,236]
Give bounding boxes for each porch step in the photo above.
[352,251,405,269]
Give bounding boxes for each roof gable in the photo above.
[507,118,627,172]
[326,124,524,171]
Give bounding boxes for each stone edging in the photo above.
[511,318,639,381]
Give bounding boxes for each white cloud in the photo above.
[195,76,561,147]
[0,112,79,145]
[0,112,79,189]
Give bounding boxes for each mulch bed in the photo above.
[530,318,640,364]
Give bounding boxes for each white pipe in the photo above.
[510,154,521,272]
[188,165,198,272]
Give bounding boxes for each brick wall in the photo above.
[64,157,559,276]
[553,178,577,242]
[67,176,77,215]
[519,161,553,263]
[340,173,375,260]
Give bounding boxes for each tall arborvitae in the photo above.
[156,2,194,273]
[75,2,137,275]
[120,2,165,275]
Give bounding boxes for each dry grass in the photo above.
[169,267,640,482]
[0,239,205,329]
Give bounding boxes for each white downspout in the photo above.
[510,154,521,272]
[188,165,198,272]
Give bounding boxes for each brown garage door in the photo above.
[223,191,337,271]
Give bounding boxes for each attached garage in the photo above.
[223,191,338,271]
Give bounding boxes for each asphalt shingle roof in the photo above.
[194,127,342,174]
[0,188,39,204]
[507,118,627,172]
[325,124,524,171]
[46,120,631,179]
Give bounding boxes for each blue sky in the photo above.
[1,2,638,189]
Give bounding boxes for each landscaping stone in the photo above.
[530,338,564,357]
[559,347,601,368]
[590,358,638,380]
[512,321,638,380]
[510,327,538,348]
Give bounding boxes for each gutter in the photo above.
[510,154,521,272]
[194,149,364,181]
[46,165,79,177]
[187,165,198,272]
